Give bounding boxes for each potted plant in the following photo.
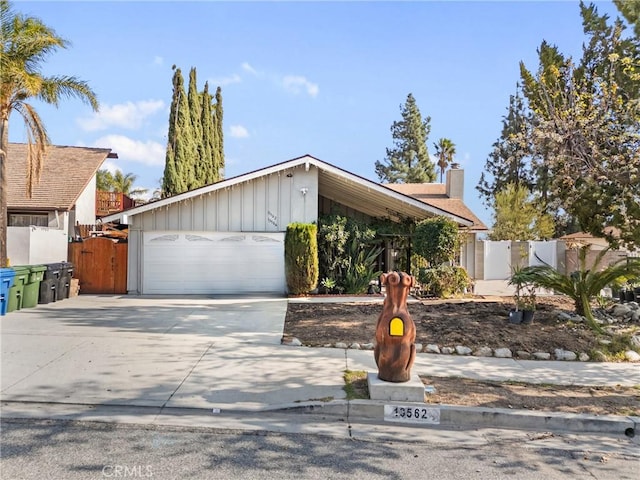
[508,264,537,324]
[508,265,528,324]
[519,284,536,324]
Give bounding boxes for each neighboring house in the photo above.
[102,155,487,295]
[6,143,116,265]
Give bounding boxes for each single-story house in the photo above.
[103,155,487,295]
[6,143,116,265]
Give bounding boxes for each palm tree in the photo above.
[96,169,114,191]
[521,245,640,333]
[112,171,136,195]
[0,0,99,266]
[433,138,456,183]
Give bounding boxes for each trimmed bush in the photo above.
[417,265,471,298]
[285,223,319,295]
[413,216,460,266]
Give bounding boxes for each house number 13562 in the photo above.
[383,405,440,424]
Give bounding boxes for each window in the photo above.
[8,213,49,227]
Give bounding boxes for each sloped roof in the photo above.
[102,155,475,227]
[7,143,114,211]
[384,183,488,231]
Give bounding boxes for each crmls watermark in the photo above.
[102,465,153,478]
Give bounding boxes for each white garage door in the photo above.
[143,232,285,294]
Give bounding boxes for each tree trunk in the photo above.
[0,117,8,267]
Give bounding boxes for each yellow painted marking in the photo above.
[389,317,404,336]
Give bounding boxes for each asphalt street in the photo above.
[1,418,639,480]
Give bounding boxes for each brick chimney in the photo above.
[445,163,464,200]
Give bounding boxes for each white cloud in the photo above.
[242,62,258,75]
[229,125,249,138]
[282,75,319,98]
[79,100,165,131]
[209,73,242,87]
[99,159,120,174]
[153,56,163,66]
[93,135,165,166]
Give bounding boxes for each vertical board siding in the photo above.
[132,164,319,233]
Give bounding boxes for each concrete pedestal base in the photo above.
[367,372,425,402]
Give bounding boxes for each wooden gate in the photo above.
[68,238,127,294]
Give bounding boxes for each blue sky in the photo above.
[10,0,623,228]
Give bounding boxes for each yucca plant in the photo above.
[522,246,640,333]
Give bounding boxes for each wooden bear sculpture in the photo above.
[374,271,416,383]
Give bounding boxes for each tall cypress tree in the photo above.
[163,66,223,195]
[162,67,190,196]
[200,82,215,185]
[214,86,225,180]
[375,93,436,183]
[188,67,204,189]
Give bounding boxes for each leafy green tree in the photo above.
[520,2,640,249]
[521,246,640,333]
[375,93,436,183]
[413,216,460,266]
[0,0,98,266]
[433,138,456,183]
[476,85,536,209]
[162,66,195,197]
[96,169,114,191]
[614,0,640,38]
[489,183,554,241]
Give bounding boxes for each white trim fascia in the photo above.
[101,155,473,227]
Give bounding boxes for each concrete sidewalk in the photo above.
[1,295,638,436]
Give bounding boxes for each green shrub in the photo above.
[317,214,380,293]
[418,265,471,298]
[413,216,460,266]
[285,223,319,295]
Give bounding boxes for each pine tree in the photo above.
[476,85,536,208]
[214,86,225,180]
[162,66,195,196]
[375,93,436,183]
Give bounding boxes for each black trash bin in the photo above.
[39,263,63,304]
[57,261,74,300]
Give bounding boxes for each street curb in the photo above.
[2,399,637,438]
[282,399,639,436]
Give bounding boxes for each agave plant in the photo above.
[522,246,640,333]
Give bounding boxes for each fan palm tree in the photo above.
[433,138,456,183]
[0,0,99,266]
[521,245,640,333]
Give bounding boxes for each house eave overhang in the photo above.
[101,155,473,227]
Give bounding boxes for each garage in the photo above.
[143,232,285,294]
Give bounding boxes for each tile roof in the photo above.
[7,143,113,211]
[385,183,488,231]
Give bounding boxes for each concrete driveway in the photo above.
[0,295,347,412]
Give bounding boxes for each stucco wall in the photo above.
[74,176,97,226]
[7,226,68,265]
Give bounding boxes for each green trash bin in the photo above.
[22,265,46,308]
[7,266,29,312]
